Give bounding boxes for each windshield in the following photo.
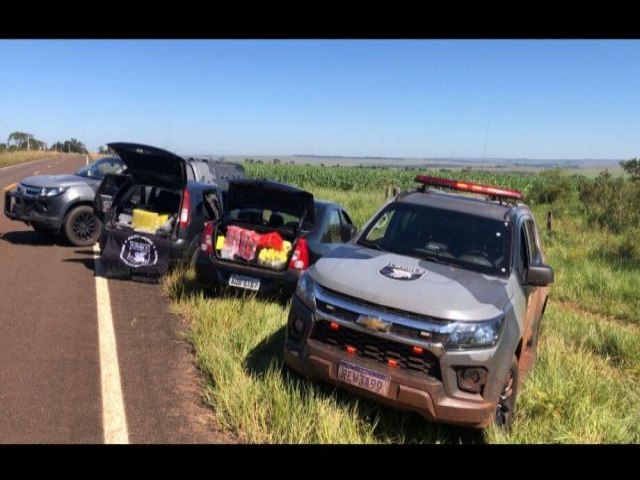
[359,202,513,276]
[75,157,123,179]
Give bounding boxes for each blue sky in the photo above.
[1,40,639,159]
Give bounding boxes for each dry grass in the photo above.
[0,150,66,168]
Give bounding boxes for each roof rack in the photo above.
[415,175,523,203]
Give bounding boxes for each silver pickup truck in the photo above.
[283,175,554,429]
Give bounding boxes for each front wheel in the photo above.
[494,355,519,430]
[63,205,102,247]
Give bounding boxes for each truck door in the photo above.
[517,217,542,343]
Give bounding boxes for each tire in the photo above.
[63,205,102,247]
[185,235,202,268]
[494,355,519,430]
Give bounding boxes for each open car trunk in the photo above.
[212,179,315,271]
[111,184,182,238]
[213,219,299,271]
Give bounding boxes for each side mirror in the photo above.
[341,224,358,242]
[525,264,554,286]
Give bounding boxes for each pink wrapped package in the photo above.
[221,225,261,261]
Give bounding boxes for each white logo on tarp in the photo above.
[378,262,425,281]
[120,234,158,268]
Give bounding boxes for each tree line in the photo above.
[0,131,88,154]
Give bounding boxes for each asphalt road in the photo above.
[0,155,225,443]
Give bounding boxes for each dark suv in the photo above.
[94,143,243,278]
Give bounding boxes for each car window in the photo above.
[227,207,301,229]
[360,202,512,277]
[340,210,353,226]
[366,209,395,242]
[524,219,538,264]
[186,164,196,181]
[75,157,123,179]
[519,224,529,275]
[322,209,343,243]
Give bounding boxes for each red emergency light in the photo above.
[415,175,523,200]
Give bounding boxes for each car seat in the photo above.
[267,213,284,228]
[238,209,263,225]
[152,190,181,214]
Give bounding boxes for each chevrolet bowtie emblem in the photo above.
[356,315,391,332]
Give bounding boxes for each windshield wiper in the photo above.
[358,238,384,251]
[421,254,442,264]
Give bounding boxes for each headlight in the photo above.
[40,187,67,197]
[446,316,504,350]
[295,271,316,310]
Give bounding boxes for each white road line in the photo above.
[93,243,129,444]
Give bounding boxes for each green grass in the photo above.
[163,169,640,443]
[530,203,640,324]
[164,270,482,444]
[486,304,640,443]
[0,150,64,168]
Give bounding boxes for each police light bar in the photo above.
[415,175,523,200]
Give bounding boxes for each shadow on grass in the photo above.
[244,326,484,444]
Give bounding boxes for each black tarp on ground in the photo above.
[100,229,171,282]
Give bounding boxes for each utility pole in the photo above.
[27,134,30,151]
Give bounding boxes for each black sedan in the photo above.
[195,178,357,297]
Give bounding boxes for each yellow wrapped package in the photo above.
[258,247,288,268]
[215,235,225,250]
[132,209,169,232]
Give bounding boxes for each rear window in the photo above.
[118,185,181,215]
[359,202,513,276]
[227,208,303,230]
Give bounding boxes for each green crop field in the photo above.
[164,164,640,443]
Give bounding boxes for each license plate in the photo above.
[228,273,260,291]
[338,361,390,396]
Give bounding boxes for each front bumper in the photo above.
[4,189,65,230]
[195,250,302,296]
[284,295,509,428]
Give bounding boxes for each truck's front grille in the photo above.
[19,184,42,196]
[311,319,441,380]
[315,287,452,344]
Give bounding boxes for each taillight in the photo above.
[201,221,214,254]
[180,188,191,228]
[288,237,309,270]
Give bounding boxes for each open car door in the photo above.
[94,173,131,223]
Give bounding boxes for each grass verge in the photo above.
[163,183,640,443]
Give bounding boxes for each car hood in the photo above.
[225,179,315,225]
[108,142,186,190]
[309,244,514,322]
[20,174,88,189]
